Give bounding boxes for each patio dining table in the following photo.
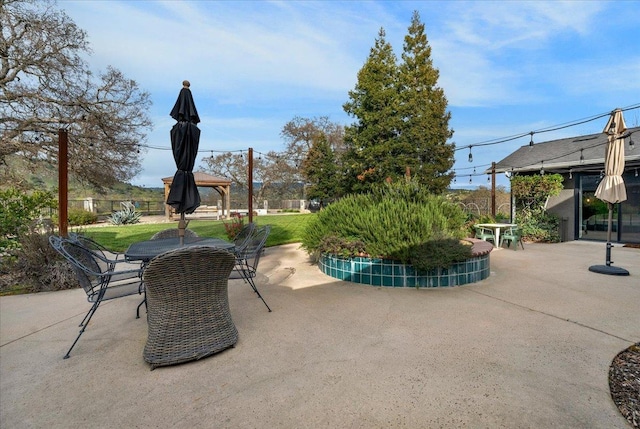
[125,237,235,263]
[475,223,516,248]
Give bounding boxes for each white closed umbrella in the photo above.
[589,109,629,275]
[595,109,627,204]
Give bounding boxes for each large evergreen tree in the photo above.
[341,13,454,195]
[342,28,400,193]
[398,11,454,194]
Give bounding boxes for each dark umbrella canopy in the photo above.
[166,81,201,214]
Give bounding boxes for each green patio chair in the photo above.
[500,226,524,250]
[474,226,495,243]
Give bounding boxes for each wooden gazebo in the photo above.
[161,172,231,219]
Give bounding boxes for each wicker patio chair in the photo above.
[233,225,272,312]
[150,228,199,240]
[49,235,144,359]
[143,246,238,369]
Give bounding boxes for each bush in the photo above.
[0,188,56,251]
[517,210,561,242]
[409,239,473,272]
[0,232,78,294]
[223,213,245,240]
[51,208,98,226]
[302,180,468,266]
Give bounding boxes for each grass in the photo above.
[80,214,315,251]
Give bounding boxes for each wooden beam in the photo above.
[58,129,68,237]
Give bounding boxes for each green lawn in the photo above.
[81,214,315,252]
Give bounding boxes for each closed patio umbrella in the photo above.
[166,80,201,244]
[589,109,629,276]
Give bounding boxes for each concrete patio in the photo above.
[1,240,638,428]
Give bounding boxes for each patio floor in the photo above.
[1,240,638,428]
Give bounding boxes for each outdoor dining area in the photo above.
[474,222,524,250]
[48,222,271,367]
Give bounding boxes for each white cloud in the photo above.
[59,0,640,187]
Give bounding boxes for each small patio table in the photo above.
[475,223,516,248]
[125,237,235,263]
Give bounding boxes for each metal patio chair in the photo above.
[68,232,147,317]
[232,225,272,312]
[474,226,496,243]
[49,235,144,359]
[143,246,238,369]
[232,222,256,254]
[500,226,524,250]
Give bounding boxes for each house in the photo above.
[492,127,640,243]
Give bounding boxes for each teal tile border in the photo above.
[319,252,491,288]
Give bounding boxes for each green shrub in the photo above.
[511,174,563,242]
[517,210,561,242]
[0,188,56,247]
[51,208,98,226]
[408,239,473,272]
[314,235,366,260]
[302,181,468,266]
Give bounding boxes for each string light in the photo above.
[540,161,544,176]
[468,146,473,163]
[569,169,573,179]
[469,175,472,184]
[529,131,534,146]
[580,149,584,163]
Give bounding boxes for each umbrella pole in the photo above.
[588,202,629,276]
[605,203,613,266]
[179,213,186,246]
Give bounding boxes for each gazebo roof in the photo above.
[162,171,231,186]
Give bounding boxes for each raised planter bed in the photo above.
[319,239,493,288]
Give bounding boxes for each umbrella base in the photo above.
[588,264,630,276]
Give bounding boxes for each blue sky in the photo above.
[60,0,640,190]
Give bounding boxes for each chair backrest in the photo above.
[474,226,493,235]
[143,246,238,367]
[53,238,109,298]
[67,233,119,261]
[233,222,256,251]
[505,226,521,236]
[151,228,199,240]
[238,225,271,274]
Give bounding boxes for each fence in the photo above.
[456,198,512,219]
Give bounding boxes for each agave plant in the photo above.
[108,202,141,225]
